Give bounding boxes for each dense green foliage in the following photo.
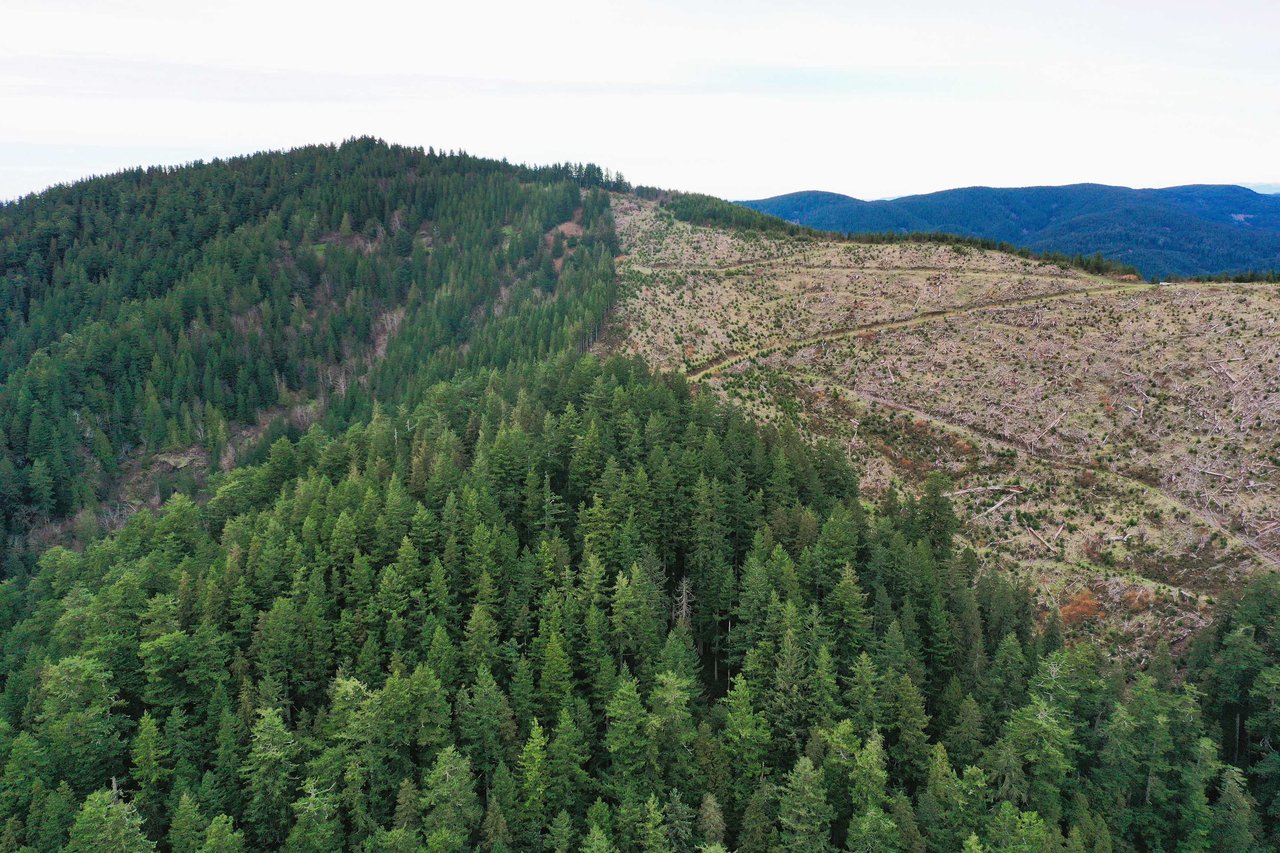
[0,142,1275,852]
[652,192,822,238]
[0,140,617,572]
[741,184,1280,278]
[0,351,1270,852]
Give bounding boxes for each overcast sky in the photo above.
[2,0,1278,202]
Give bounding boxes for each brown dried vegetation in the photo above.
[607,196,1279,650]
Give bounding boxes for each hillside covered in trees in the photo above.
[0,140,620,573]
[0,141,1278,852]
[740,184,1280,279]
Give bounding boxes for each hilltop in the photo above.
[740,183,1280,279]
[0,139,620,568]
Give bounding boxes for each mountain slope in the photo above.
[1,148,1279,852]
[741,183,1280,278]
[611,194,1279,642]
[0,139,619,571]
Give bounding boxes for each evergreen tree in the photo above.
[831,566,873,665]
[546,809,575,853]
[582,822,619,853]
[846,805,901,853]
[1004,696,1075,827]
[538,630,575,722]
[130,711,170,834]
[606,670,651,799]
[65,791,156,853]
[845,653,881,740]
[480,790,514,852]
[28,779,76,852]
[851,729,891,817]
[283,780,341,853]
[945,694,985,770]
[547,707,592,819]
[722,674,772,818]
[421,747,481,852]
[1212,766,1262,853]
[241,708,296,849]
[887,673,932,790]
[696,792,726,846]
[778,756,832,853]
[916,744,981,853]
[982,801,1055,853]
[168,793,208,853]
[197,815,247,853]
[647,671,697,791]
[985,634,1028,727]
[457,666,517,780]
[516,720,550,850]
[640,794,672,853]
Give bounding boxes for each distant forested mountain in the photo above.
[741,183,1280,278]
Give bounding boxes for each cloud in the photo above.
[0,56,1017,104]
[1,0,1277,201]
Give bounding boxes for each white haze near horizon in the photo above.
[1,0,1278,202]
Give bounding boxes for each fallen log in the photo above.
[975,491,1020,520]
[1023,518,1056,552]
[1031,411,1067,443]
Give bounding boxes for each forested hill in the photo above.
[0,139,621,573]
[740,183,1280,278]
[0,143,1277,853]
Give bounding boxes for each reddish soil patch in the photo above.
[1061,589,1103,625]
[546,209,585,274]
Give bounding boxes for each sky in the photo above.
[2,0,1278,202]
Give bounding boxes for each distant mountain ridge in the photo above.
[740,183,1280,278]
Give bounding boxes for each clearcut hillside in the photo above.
[610,194,1280,649]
